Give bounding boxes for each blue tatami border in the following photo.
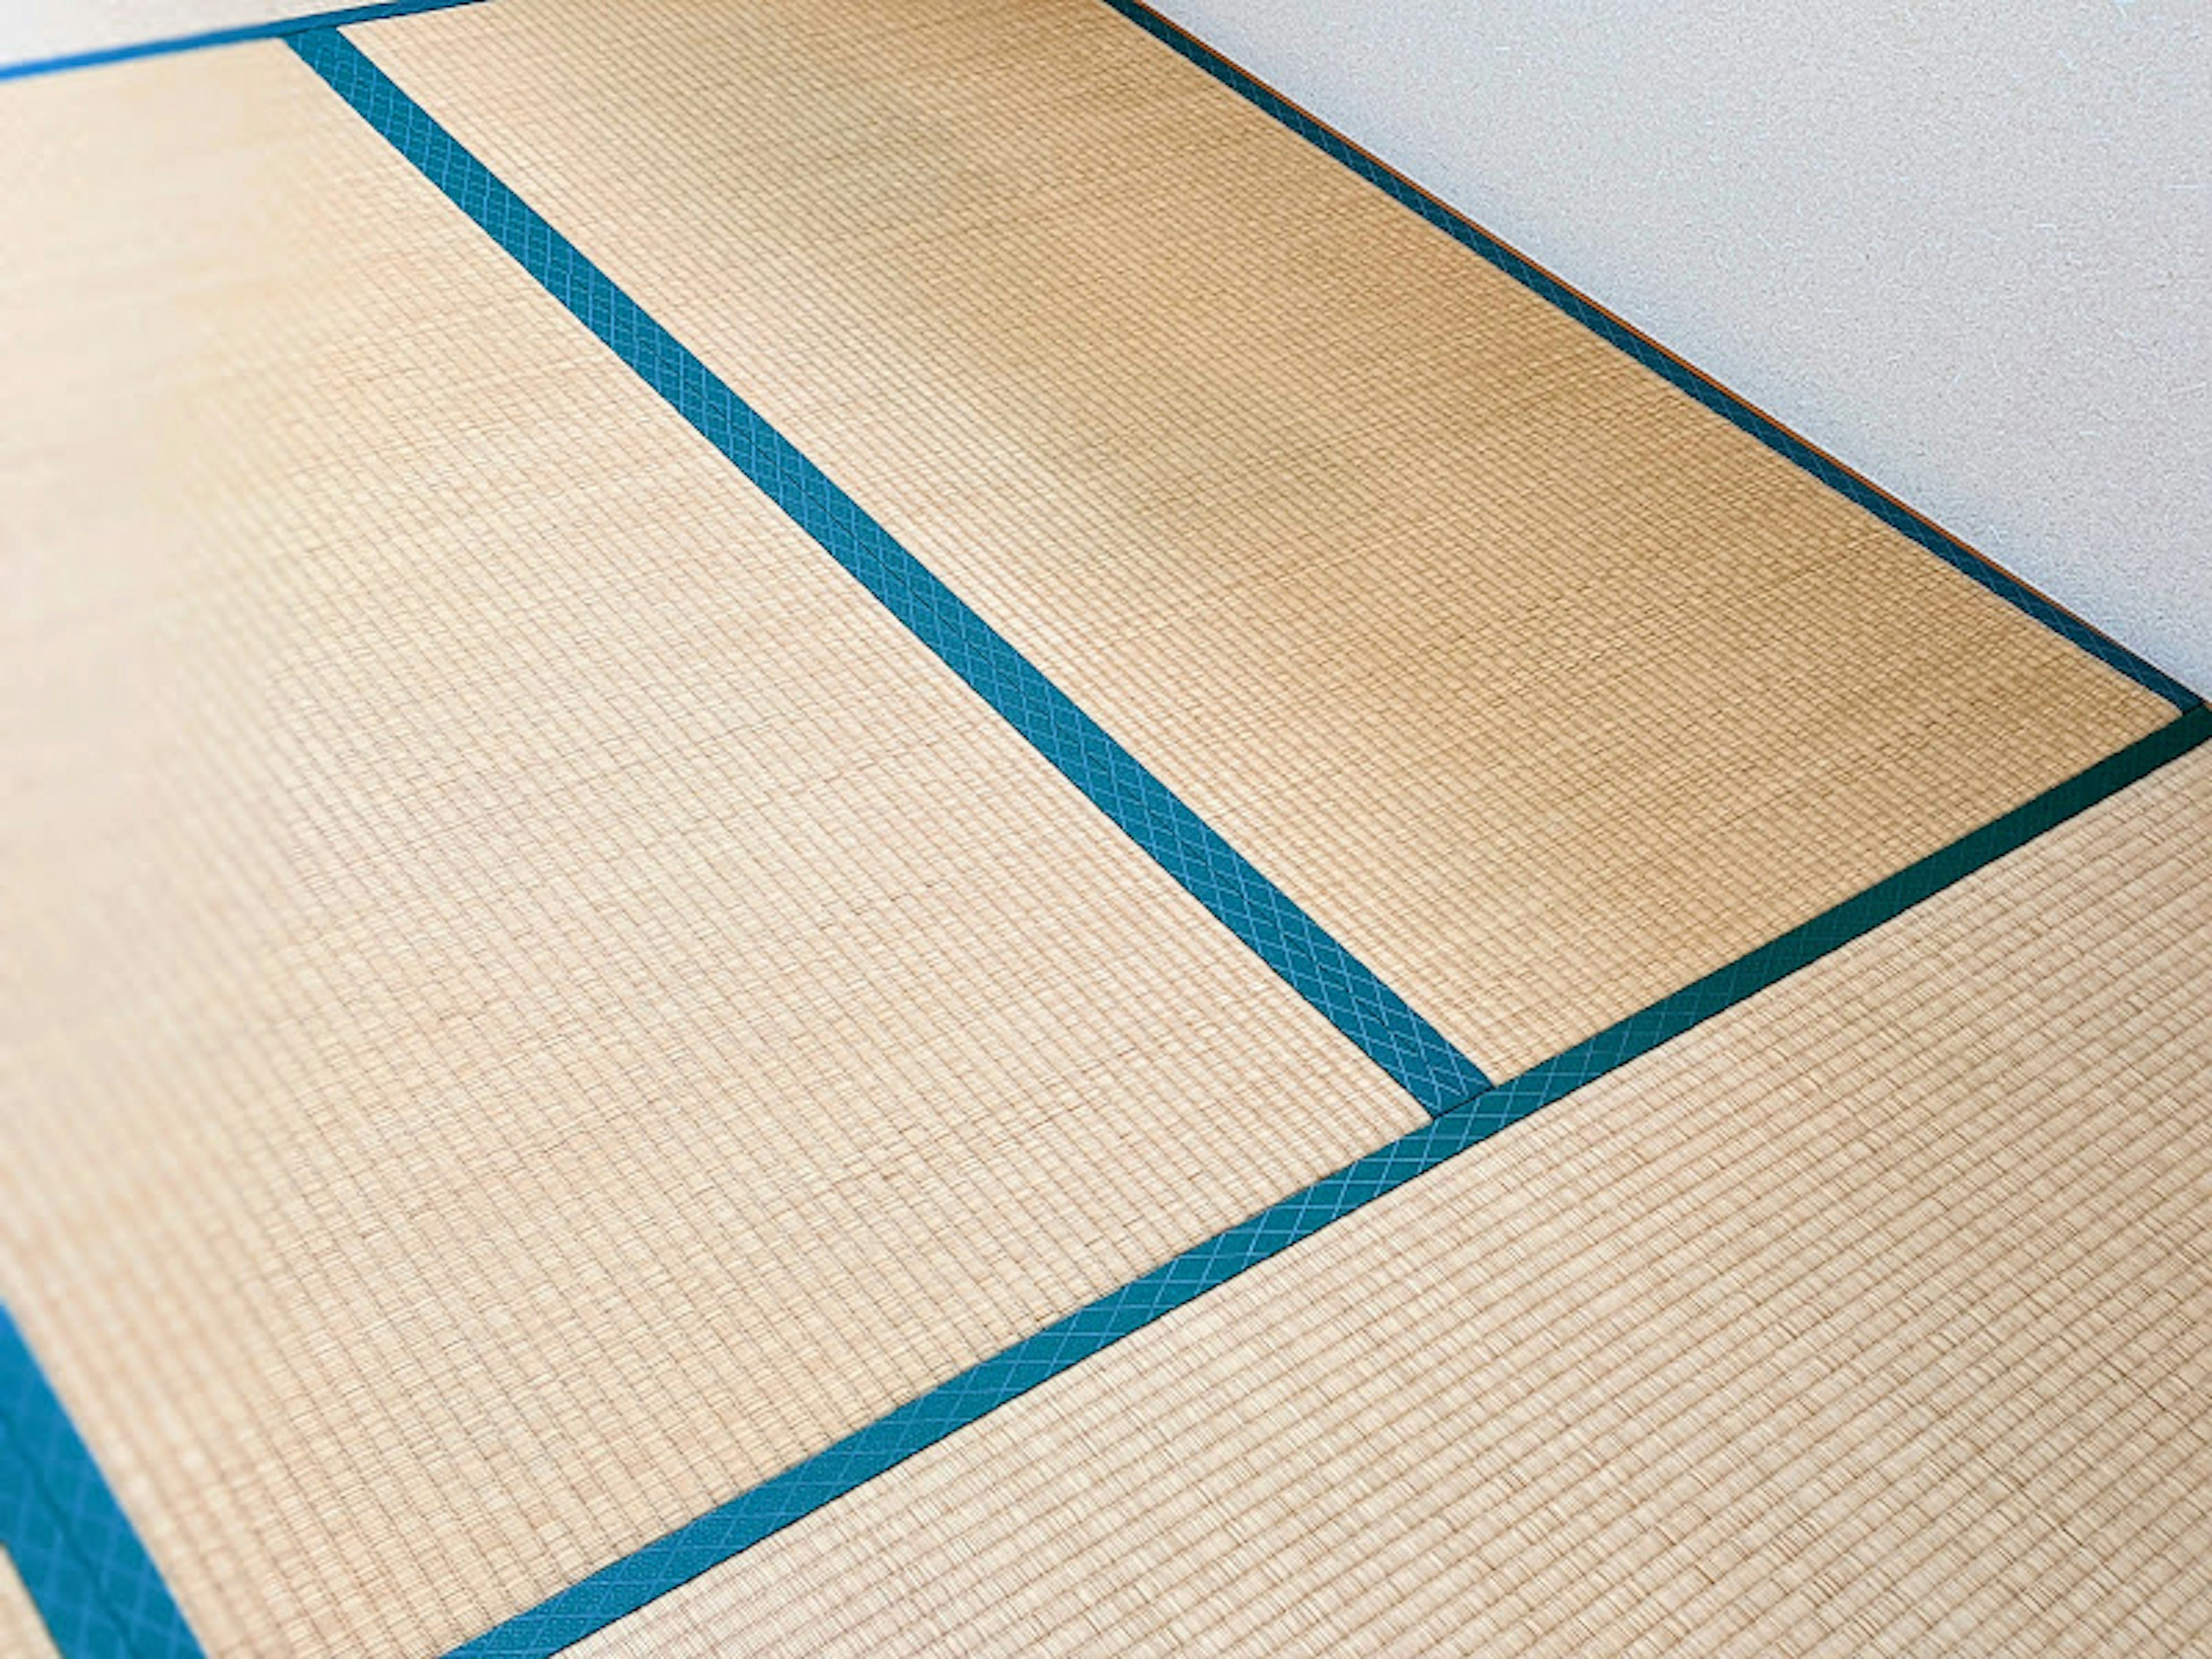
[1094,0,2200,714]
[289,24,1491,1115]
[0,1308,204,1658]
[442,704,2209,1657]
[0,0,482,84]
[5,711,2198,1659]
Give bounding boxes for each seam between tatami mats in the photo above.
[434,703,2210,1658]
[0,1310,203,1657]
[287,26,1492,1116]
[5,10,2203,1657]
[1092,0,2200,715]
[9,711,2202,1659]
[0,0,481,84]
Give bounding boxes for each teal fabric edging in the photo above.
[2,715,2191,1659]
[1093,0,2200,714]
[1471,700,2210,1109]
[0,1308,204,1658]
[445,1107,1487,1656]
[279,21,2203,1652]
[442,706,2207,1656]
[289,24,1490,1113]
[0,0,481,84]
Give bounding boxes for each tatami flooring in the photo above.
[2,4,2205,1657]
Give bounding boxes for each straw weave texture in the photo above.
[579,744,2212,1658]
[362,0,2170,1076]
[0,1554,60,1659]
[0,47,1418,1658]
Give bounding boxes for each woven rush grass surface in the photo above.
[358,0,2171,1077]
[0,43,1419,1657]
[0,1552,62,1659]
[1,3,2204,1656]
[573,743,2212,1659]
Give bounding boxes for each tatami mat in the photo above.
[0,1554,61,1659]
[0,45,1421,1658]
[579,743,2212,1658]
[357,0,2173,1078]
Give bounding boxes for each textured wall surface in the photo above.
[1145,0,2211,695]
[1,2,311,63]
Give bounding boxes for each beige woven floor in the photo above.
[0,1553,60,1659]
[577,743,2212,1659]
[358,0,2172,1078]
[0,46,1421,1659]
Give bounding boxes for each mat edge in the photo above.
[442,705,2209,1657]
[0,1307,206,1658]
[294,22,1491,1113]
[1092,0,2201,713]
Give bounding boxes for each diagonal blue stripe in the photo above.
[0,0,482,84]
[283,19,2202,1657]
[289,25,1488,1113]
[445,1105,1503,1658]
[1092,0,2200,714]
[1483,700,2211,1107]
[0,1308,205,1658]
[2,717,2191,1659]
[442,706,2206,1657]
[1,16,2195,1659]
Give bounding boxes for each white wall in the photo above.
[1145,0,2210,696]
[1,3,312,67]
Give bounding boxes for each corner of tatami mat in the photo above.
[578,744,2212,1656]
[0,43,1421,1658]
[354,0,2173,1078]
